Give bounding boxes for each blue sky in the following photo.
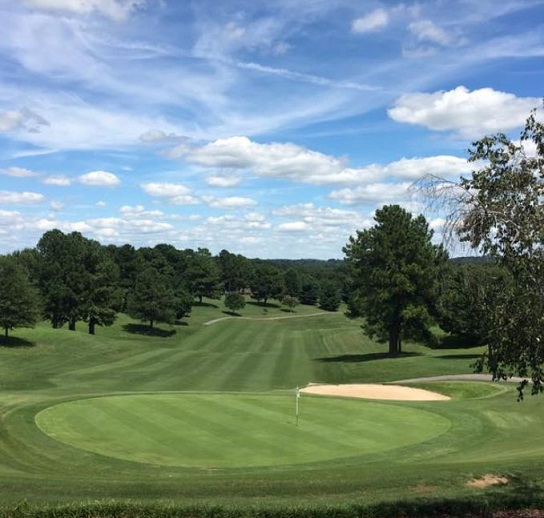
[1,0,543,259]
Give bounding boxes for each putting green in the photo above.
[36,393,451,468]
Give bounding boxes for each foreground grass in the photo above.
[0,298,542,514]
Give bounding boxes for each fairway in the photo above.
[36,393,450,467]
[1,304,544,513]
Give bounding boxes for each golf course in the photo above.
[1,299,543,516]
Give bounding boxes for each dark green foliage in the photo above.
[186,248,222,303]
[224,292,246,314]
[344,205,446,356]
[250,263,285,306]
[127,267,177,328]
[283,268,301,297]
[175,288,193,320]
[282,294,299,312]
[0,256,40,337]
[318,281,341,311]
[437,262,510,345]
[457,108,544,396]
[35,230,88,330]
[219,250,253,292]
[299,275,320,305]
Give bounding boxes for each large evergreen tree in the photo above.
[0,256,41,338]
[344,205,446,356]
[127,267,177,328]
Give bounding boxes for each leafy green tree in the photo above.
[185,248,221,303]
[452,108,544,395]
[175,288,193,321]
[35,230,88,330]
[80,241,120,335]
[318,281,341,312]
[437,262,509,345]
[0,256,41,338]
[250,263,284,306]
[283,268,301,298]
[300,275,320,305]
[218,250,253,293]
[224,292,246,314]
[282,294,299,312]
[127,267,177,328]
[344,205,446,356]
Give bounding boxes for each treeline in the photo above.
[0,229,346,337]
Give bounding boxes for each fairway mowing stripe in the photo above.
[215,325,279,392]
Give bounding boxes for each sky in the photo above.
[0,0,543,259]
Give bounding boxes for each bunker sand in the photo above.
[300,383,450,401]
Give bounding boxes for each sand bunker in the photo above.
[300,383,450,401]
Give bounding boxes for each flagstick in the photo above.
[295,386,300,427]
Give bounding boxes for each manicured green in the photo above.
[36,394,450,467]
[0,298,543,514]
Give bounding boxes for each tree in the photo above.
[318,281,341,312]
[448,108,544,396]
[224,292,246,314]
[250,263,284,306]
[283,268,301,298]
[437,262,509,345]
[35,230,88,330]
[299,275,320,305]
[79,241,120,335]
[344,205,446,356]
[185,248,221,303]
[218,250,253,293]
[127,268,177,328]
[0,256,41,338]
[282,294,299,312]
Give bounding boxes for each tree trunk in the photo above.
[69,318,76,331]
[150,319,154,328]
[4,327,8,338]
[88,319,96,335]
[388,323,401,356]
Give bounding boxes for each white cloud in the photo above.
[139,129,188,143]
[43,175,72,186]
[187,136,346,184]
[119,205,165,218]
[329,182,412,206]
[0,107,49,133]
[50,200,64,211]
[205,174,242,187]
[388,87,539,137]
[25,0,146,21]
[352,8,389,33]
[0,190,45,203]
[408,20,456,47]
[1,166,38,177]
[202,196,257,209]
[79,170,121,187]
[141,182,199,205]
[277,221,309,232]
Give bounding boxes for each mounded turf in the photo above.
[36,393,450,467]
[1,298,544,510]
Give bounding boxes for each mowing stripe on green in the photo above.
[36,393,451,468]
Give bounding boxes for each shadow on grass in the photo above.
[246,300,281,309]
[222,310,241,317]
[122,324,176,338]
[430,334,483,350]
[435,353,483,360]
[174,320,188,327]
[0,335,36,348]
[193,301,219,308]
[315,351,422,363]
[280,308,296,313]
